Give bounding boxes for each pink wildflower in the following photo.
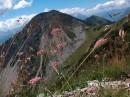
[26,57,31,61]
[119,29,126,41]
[37,49,47,56]
[16,17,22,23]
[19,17,22,19]
[85,86,97,94]
[51,28,62,36]
[17,52,24,56]
[94,38,108,49]
[94,54,99,59]
[56,42,66,50]
[17,20,20,22]
[50,49,58,55]
[50,60,60,68]
[28,77,43,85]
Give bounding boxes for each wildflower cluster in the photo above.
[94,38,108,49]
[28,77,43,85]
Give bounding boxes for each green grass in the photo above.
[52,20,130,92]
[99,88,129,97]
[66,30,76,40]
[42,27,109,92]
[62,27,104,73]
[13,17,130,96]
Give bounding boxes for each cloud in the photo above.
[0,0,33,15]
[1,0,128,33]
[0,0,13,14]
[1,0,130,42]
[13,0,32,10]
[0,13,36,33]
[0,7,53,35]
[59,0,130,15]
[43,8,50,12]
[0,13,36,42]
[0,0,13,9]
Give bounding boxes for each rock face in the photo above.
[0,65,18,97]
[0,10,88,96]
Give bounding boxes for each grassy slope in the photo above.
[16,18,130,96]
[85,15,112,26]
[62,26,104,72]
[52,18,130,92]
[51,26,107,92]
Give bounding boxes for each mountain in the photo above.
[0,10,89,97]
[0,7,129,44]
[69,7,130,22]
[68,13,130,83]
[85,15,112,26]
[96,7,130,22]
[1,9,130,97]
[0,27,23,44]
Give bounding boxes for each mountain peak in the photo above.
[0,10,88,97]
[29,9,86,29]
[48,10,60,13]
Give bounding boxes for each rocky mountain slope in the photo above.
[0,10,89,97]
[0,10,130,97]
[45,13,130,97]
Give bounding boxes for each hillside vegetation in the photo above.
[0,11,130,97]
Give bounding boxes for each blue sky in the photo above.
[0,0,107,21]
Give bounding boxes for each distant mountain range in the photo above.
[85,15,112,26]
[96,7,130,22]
[0,27,23,44]
[72,7,130,22]
[0,7,130,43]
